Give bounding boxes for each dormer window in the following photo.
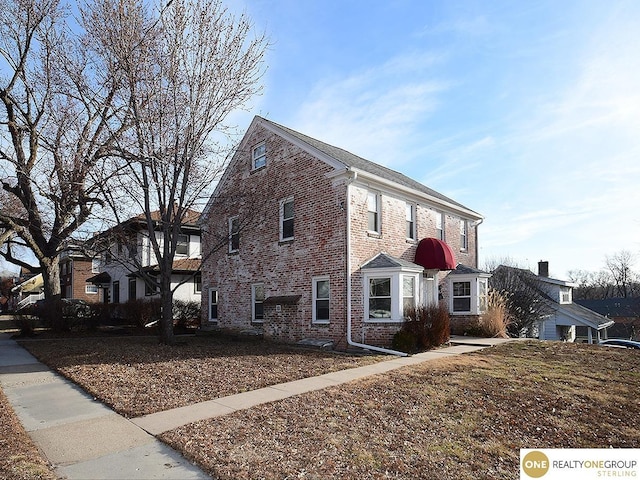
[560,286,571,304]
[252,143,266,170]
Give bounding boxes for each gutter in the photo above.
[345,170,408,357]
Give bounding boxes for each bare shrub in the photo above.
[393,304,450,353]
[479,289,512,338]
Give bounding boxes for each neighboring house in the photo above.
[575,297,640,341]
[87,210,202,305]
[496,262,614,343]
[200,116,485,352]
[60,244,103,303]
[12,269,44,310]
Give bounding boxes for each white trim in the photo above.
[312,276,330,324]
[85,284,99,295]
[405,202,416,240]
[279,196,294,242]
[251,142,266,170]
[228,216,239,253]
[367,191,381,234]
[208,287,218,322]
[362,270,421,323]
[251,282,264,323]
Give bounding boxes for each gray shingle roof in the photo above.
[361,253,422,270]
[261,117,480,216]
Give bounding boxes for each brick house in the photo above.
[200,116,485,352]
[60,244,103,302]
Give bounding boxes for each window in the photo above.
[145,277,158,296]
[112,281,120,303]
[406,203,416,240]
[560,287,571,304]
[209,288,218,321]
[85,285,99,295]
[194,273,202,293]
[128,278,137,300]
[363,263,422,322]
[402,275,416,314]
[367,191,380,233]
[452,281,471,312]
[280,197,294,241]
[435,211,445,240]
[176,234,189,256]
[313,277,330,323]
[449,274,489,315]
[61,262,67,275]
[229,216,240,252]
[369,277,392,319]
[91,258,100,273]
[252,143,266,169]
[460,219,468,251]
[252,283,264,322]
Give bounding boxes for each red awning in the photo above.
[414,238,456,270]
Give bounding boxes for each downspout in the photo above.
[474,218,484,269]
[345,170,408,357]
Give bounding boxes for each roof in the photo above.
[134,208,201,226]
[552,302,615,330]
[493,265,575,288]
[576,297,640,318]
[260,117,482,219]
[449,264,491,276]
[361,253,423,270]
[86,272,111,284]
[131,258,202,275]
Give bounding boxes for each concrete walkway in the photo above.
[0,332,512,479]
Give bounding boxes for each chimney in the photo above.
[538,261,549,277]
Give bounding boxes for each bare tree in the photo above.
[85,0,268,344]
[606,250,637,298]
[488,265,553,337]
[0,0,130,321]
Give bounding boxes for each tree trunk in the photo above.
[40,256,65,331]
[159,268,174,345]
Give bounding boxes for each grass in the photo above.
[12,336,640,479]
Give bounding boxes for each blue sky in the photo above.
[2,0,639,278]
[227,0,640,278]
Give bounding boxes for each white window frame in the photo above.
[363,269,421,323]
[367,191,381,234]
[228,216,240,253]
[452,281,471,313]
[448,274,490,315]
[402,275,416,314]
[406,203,416,240]
[560,287,572,304]
[175,234,189,256]
[252,283,265,323]
[208,288,218,322]
[460,219,468,251]
[435,211,445,241]
[91,258,100,273]
[252,142,266,170]
[85,284,98,295]
[194,273,202,294]
[279,196,294,241]
[312,276,330,324]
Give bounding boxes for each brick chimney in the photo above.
[538,261,549,277]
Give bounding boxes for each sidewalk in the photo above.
[0,332,511,479]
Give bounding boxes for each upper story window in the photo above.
[367,191,380,233]
[252,142,266,170]
[229,216,240,253]
[560,287,571,304]
[280,197,294,241]
[406,203,415,240]
[176,234,189,256]
[91,258,100,273]
[460,219,468,251]
[435,211,445,241]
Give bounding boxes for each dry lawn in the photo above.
[19,337,640,480]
